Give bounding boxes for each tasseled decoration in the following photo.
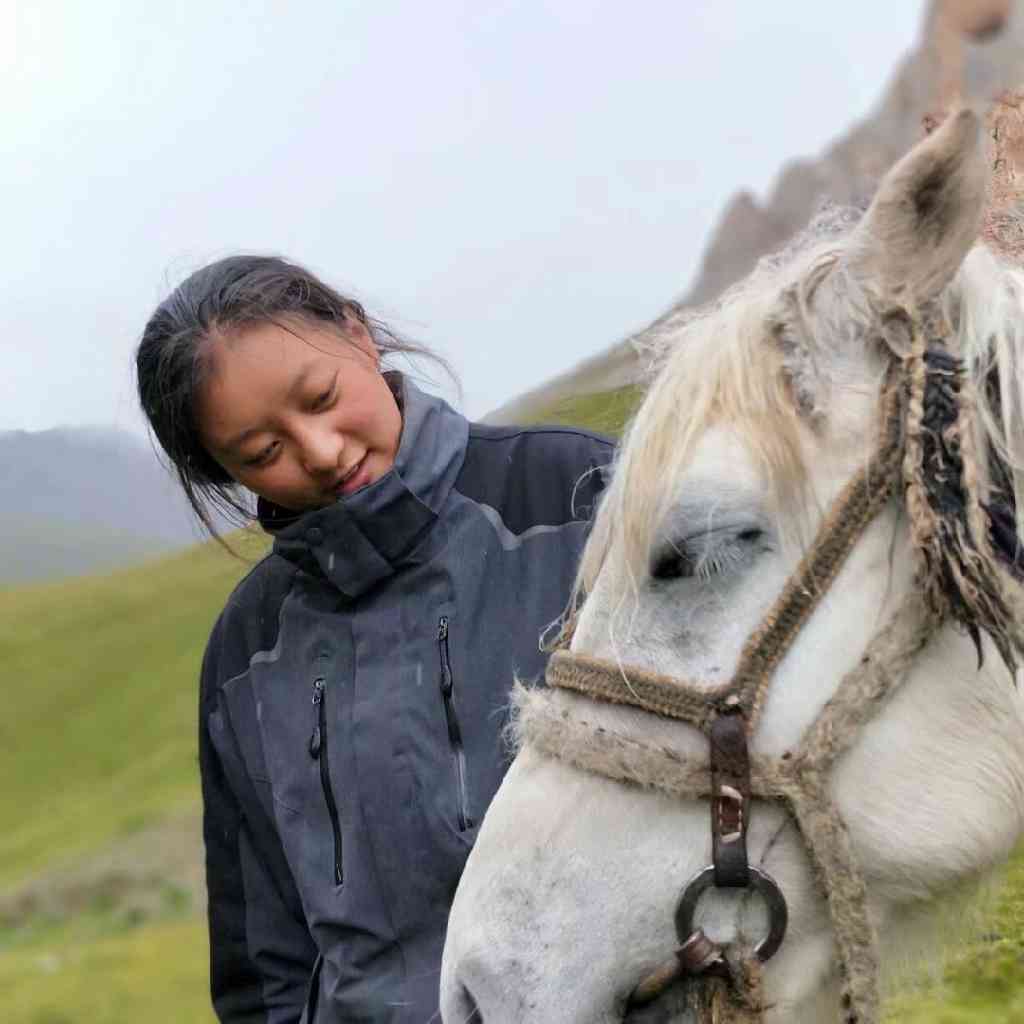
[904,329,1023,674]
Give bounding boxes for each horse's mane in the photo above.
[568,203,1024,648]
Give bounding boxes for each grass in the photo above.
[1,531,266,1023]
[0,529,268,889]
[531,383,644,435]
[3,917,216,1024]
[883,847,1024,1022]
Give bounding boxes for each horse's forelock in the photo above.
[573,253,818,614]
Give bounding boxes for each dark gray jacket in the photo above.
[200,377,613,1023]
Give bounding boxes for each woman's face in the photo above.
[196,318,403,511]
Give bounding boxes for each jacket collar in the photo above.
[258,374,468,599]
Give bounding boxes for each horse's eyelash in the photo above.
[696,558,720,581]
[695,543,746,580]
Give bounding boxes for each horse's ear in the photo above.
[849,108,987,306]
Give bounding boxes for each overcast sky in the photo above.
[3,1,926,435]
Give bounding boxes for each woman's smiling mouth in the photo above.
[333,455,369,497]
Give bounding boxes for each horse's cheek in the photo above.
[832,640,1024,900]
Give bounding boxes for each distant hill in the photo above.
[0,427,235,584]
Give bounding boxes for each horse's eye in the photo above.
[650,547,694,581]
[650,525,768,583]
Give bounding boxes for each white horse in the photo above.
[440,100,1024,1022]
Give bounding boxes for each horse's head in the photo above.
[442,108,1024,1024]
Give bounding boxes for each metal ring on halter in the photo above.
[674,865,789,963]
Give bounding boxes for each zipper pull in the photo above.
[309,679,324,759]
[438,616,454,697]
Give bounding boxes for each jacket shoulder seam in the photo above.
[467,499,589,548]
[205,554,298,699]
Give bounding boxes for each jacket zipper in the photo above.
[309,678,344,885]
[438,616,473,831]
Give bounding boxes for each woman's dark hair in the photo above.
[136,254,451,541]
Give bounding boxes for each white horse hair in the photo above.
[440,107,1024,1023]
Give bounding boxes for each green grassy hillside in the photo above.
[539,384,644,435]
[0,531,267,1024]
[0,529,269,889]
[4,387,1024,1022]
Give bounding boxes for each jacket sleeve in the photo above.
[200,620,318,1024]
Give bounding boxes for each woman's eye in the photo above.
[245,441,279,467]
[312,383,336,410]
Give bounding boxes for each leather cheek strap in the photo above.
[710,706,752,888]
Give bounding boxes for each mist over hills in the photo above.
[0,426,232,584]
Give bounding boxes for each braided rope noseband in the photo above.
[519,315,1020,1023]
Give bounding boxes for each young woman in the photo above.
[136,255,614,1023]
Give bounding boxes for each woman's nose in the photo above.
[298,428,343,475]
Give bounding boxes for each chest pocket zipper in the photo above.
[438,616,473,831]
[309,678,344,885]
